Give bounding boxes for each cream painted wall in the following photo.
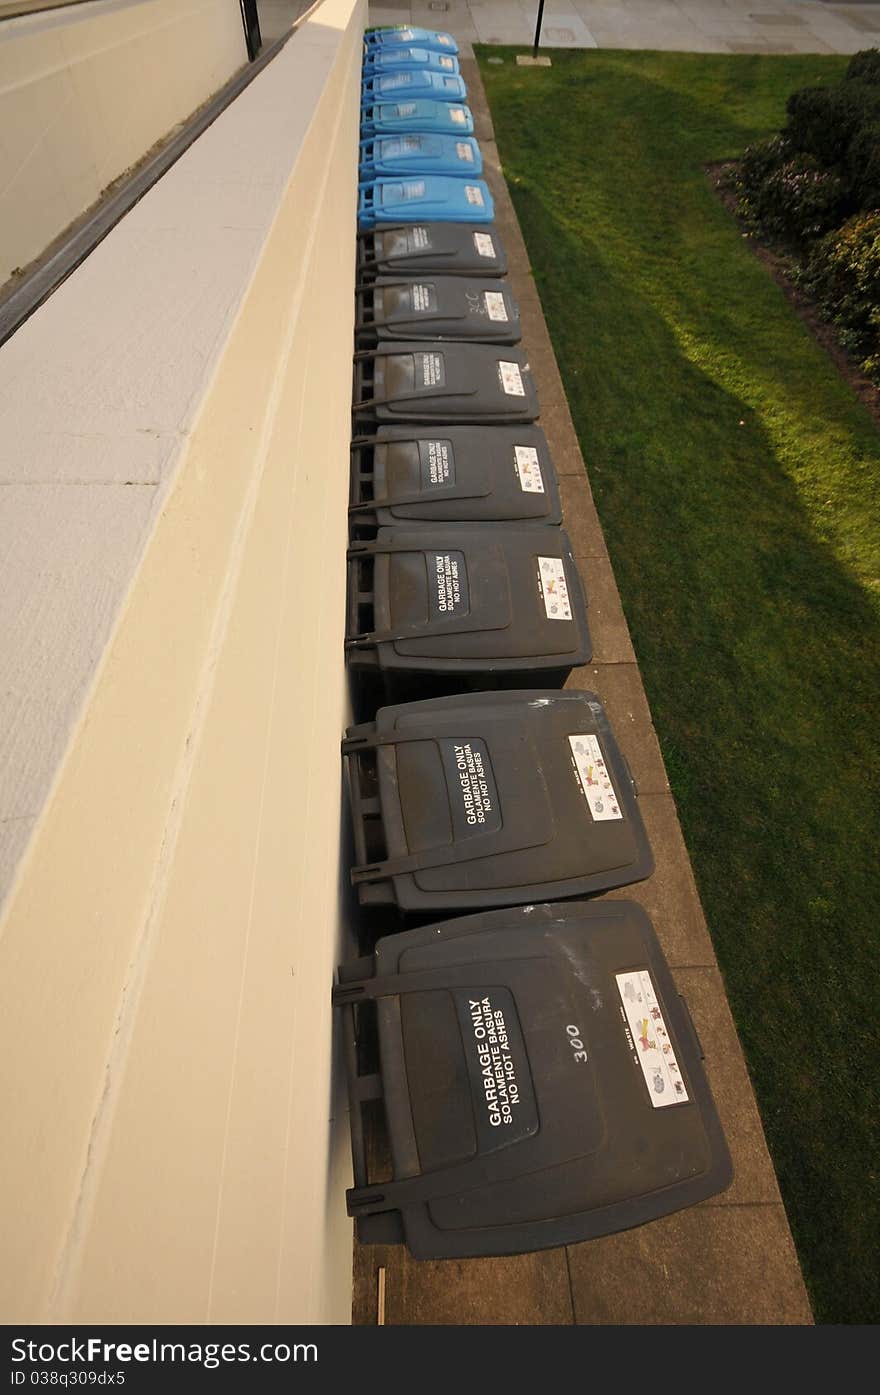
[0,0,363,1323]
[0,0,248,283]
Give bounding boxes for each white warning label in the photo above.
[537,556,572,620]
[401,179,425,200]
[450,106,468,125]
[568,734,622,821]
[473,231,496,258]
[394,102,417,117]
[431,551,465,614]
[409,225,431,250]
[456,141,475,162]
[441,738,501,835]
[383,72,412,90]
[498,360,525,396]
[514,445,544,493]
[616,970,689,1108]
[484,290,508,322]
[422,439,453,486]
[467,996,523,1128]
[439,55,455,70]
[411,283,434,312]
[465,184,485,207]
[416,351,445,388]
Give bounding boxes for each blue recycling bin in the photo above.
[364,28,459,55]
[362,71,468,105]
[360,99,474,139]
[358,177,495,229]
[359,134,482,182]
[362,48,461,79]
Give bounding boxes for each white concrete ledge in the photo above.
[0,0,355,900]
[0,0,363,1322]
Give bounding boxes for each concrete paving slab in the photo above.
[568,553,637,658]
[369,0,875,51]
[567,1204,812,1323]
[601,790,720,967]
[557,478,605,550]
[676,966,788,1206]
[728,39,798,49]
[550,428,601,480]
[353,1244,575,1324]
[569,661,670,796]
[751,12,808,24]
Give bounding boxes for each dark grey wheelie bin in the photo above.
[333,899,733,1257]
[345,525,590,705]
[349,425,561,537]
[343,688,653,913]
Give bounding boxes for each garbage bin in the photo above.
[357,223,506,279]
[359,134,482,182]
[352,342,539,425]
[358,177,494,229]
[348,424,560,536]
[362,47,461,79]
[333,899,732,1256]
[362,71,468,106]
[364,27,459,56]
[361,100,474,139]
[355,276,520,347]
[343,688,653,911]
[346,525,590,702]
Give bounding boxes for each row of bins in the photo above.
[334,26,732,1262]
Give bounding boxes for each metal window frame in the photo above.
[0,0,325,347]
[0,1,110,20]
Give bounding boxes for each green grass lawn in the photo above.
[476,47,879,1325]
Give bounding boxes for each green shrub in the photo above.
[739,133,792,185]
[735,58,880,377]
[736,148,847,245]
[785,81,880,167]
[845,48,880,86]
[848,122,880,211]
[803,212,880,379]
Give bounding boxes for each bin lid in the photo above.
[346,525,590,673]
[343,688,653,910]
[365,28,459,54]
[362,48,461,77]
[362,71,468,105]
[352,343,539,425]
[359,134,482,182]
[349,425,560,533]
[360,102,474,139]
[356,276,520,347]
[358,177,494,229]
[334,899,732,1257]
[357,223,506,279]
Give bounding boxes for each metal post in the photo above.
[532,0,546,58]
[239,0,262,60]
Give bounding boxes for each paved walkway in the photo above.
[351,50,815,1325]
[368,0,880,55]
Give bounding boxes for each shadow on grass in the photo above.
[505,164,879,1323]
